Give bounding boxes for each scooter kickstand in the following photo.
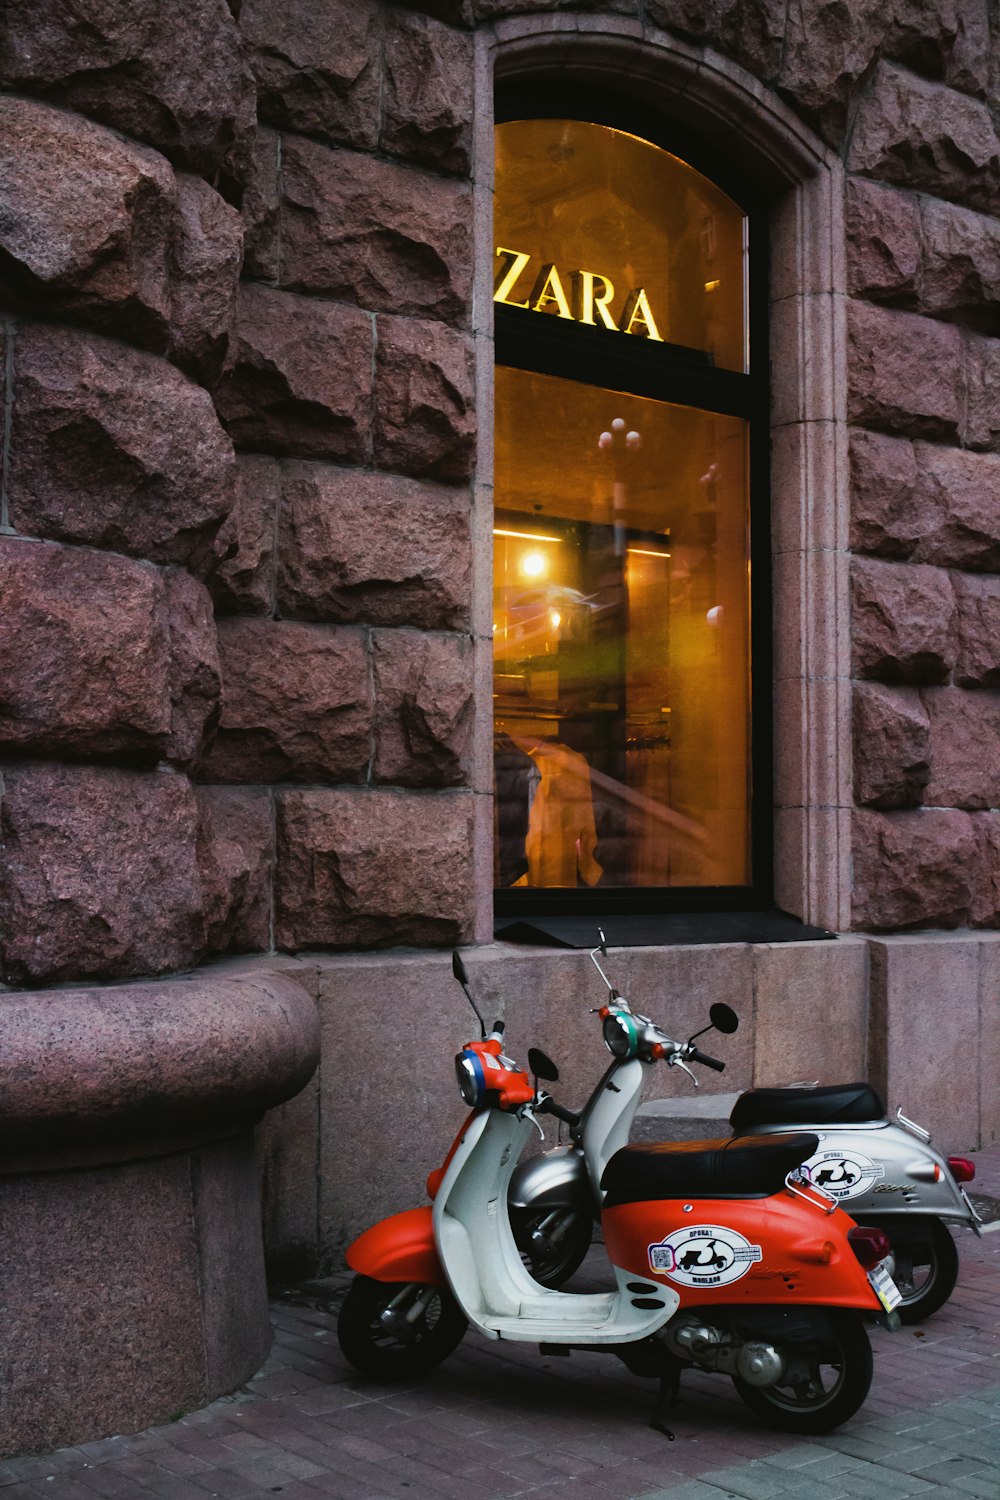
[650,1369,680,1440]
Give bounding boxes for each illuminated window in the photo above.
[493,103,769,909]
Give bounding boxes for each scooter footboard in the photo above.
[345,1206,447,1286]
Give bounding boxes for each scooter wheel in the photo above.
[874,1216,960,1324]
[337,1275,467,1381]
[511,1206,593,1289]
[732,1310,872,1435]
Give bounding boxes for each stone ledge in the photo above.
[0,961,320,1171]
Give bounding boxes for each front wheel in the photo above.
[337,1275,467,1380]
[870,1216,960,1324]
[732,1311,872,1434]
[510,1205,592,1288]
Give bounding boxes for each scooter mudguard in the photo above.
[345,1206,446,1286]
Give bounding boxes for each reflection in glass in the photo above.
[493,368,750,889]
[494,119,747,372]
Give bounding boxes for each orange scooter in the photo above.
[338,955,899,1436]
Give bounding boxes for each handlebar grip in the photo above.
[538,1096,581,1127]
[689,1046,725,1073]
[490,1019,505,1036]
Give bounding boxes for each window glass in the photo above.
[493,115,754,897]
[494,367,750,889]
[494,118,747,371]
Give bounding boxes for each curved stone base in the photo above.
[0,1129,270,1457]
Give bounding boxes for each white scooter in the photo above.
[510,937,981,1323]
[338,953,898,1436]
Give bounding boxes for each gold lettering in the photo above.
[529,262,574,319]
[493,247,532,307]
[571,269,617,330]
[618,287,664,341]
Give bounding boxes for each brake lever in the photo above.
[519,1103,546,1140]
[669,1055,699,1089]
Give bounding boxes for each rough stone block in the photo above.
[275,789,473,949]
[162,567,222,768]
[214,284,372,461]
[848,62,1000,214]
[853,682,930,809]
[241,127,281,283]
[846,177,920,306]
[887,0,990,101]
[919,196,1000,333]
[371,630,473,787]
[374,314,475,482]
[642,1,786,80]
[954,572,1000,686]
[778,0,885,144]
[0,540,219,768]
[752,938,869,1087]
[923,685,1000,810]
[964,331,1000,451]
[276,463,471,628]
[0,765,206,984]
[382,10,474,176]
[8,324,236,575]
[971,814,1000,926]
[240,0,380,149]
[199,619,371,784]
[0,0,255,183]
[195,786,272,954]
[851,557,956,683]
[847,300,964,442]
[0,97,173,349]
[279,138,473,326]
[852,808,977,930]
[208,454,278,617]
[911,444,1000,571]
[850,429,923,559]
[169,173,243,383]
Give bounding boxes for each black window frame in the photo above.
[493,80,773,919]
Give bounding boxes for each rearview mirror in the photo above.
[710,1002,739,1035]
[528,1046,559,1082]
[452,951,469,988]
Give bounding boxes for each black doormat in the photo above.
[494,910,836,948]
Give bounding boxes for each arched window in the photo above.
[492,91,770,916]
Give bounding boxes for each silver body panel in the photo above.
[734,1117,977,1224]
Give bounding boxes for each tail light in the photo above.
[947,1155,976,1183]
[848,1225,891,1269]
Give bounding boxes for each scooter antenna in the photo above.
[451,951,486,1039]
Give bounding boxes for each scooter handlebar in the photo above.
[536,1095,582,1128]
[688,1045,726,1073]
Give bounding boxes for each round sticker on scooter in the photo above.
[803,1148,883,1200]
[647,1225,763,1288]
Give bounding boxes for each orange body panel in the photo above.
[602,1191,881,1312]
[345,1206,445,1286]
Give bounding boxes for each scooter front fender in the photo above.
[508,1144,590,1213]
[345,1206,447,1286]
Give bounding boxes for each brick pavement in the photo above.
[1,1150,998,1500]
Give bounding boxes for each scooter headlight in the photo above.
[603,1011,640,1060]
[455,1050,485,1106]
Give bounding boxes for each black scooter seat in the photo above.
[601,1132,820,1207]
[730,1082,884,1131]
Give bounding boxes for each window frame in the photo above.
[492,81,773,919]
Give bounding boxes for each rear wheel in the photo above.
[732,1310,872,1434]
[337,1275,467,1380]
[510,1205,592,1288]
[872,1216,959,1324]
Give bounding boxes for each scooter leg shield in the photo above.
[345,1206,447,1286]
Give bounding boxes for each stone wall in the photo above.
[0,0,479,985]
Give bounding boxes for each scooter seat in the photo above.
[601,1132,819,1207]
[729,1082,884,1131]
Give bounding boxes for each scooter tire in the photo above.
[732,1310,872,1435]
[866,1215,960,1324]
[511,1206,593,1288]
[337,1275,467,1381]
